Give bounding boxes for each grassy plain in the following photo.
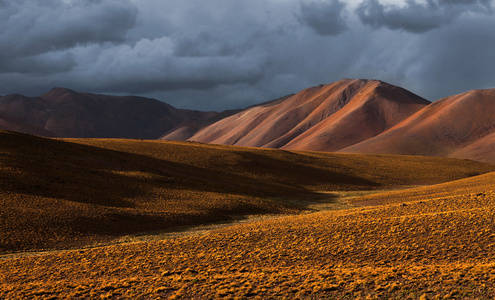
[2,172,495,298]
[2,130,495,298]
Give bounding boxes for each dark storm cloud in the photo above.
[1,0,495,111]
[0,0,137,73]
[299,0,348,36]
[357,0,492,33]
[401,15,495,100]
[0,53,75,74]
[97,48,268,93]
[60,0,298,101]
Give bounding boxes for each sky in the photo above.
[0,0,494,111]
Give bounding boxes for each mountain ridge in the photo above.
[185,79,430,152]
[0,88,222,139]
[2,79,495,163]
[341,87,495,162]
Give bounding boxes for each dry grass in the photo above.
[0,130,494,253]
[2,130,495,298]
[351,171,495,206]
[2,177,495,298]
[0,130,493,253]
[71,138,495,190]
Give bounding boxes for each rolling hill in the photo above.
[1,130,494,253]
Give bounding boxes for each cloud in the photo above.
[402,14,495,99]
[0,52,75,74]
[0,0,137,73]
[1,0,495,112]
[357,0,493,33]
[299,0,348,36]
[88,38,268,93]
[73,1,286,94]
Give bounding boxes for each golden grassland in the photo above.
[3,130,495,298]
[2,173,495,299]
[1,129,494,253]
[351,170,495,206]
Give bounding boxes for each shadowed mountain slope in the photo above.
[341,88,495,162]
[0,111,55,137]
[185,79,430,151]
[0,88,218,138]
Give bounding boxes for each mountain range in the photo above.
[0,88,221,139]
[1,78,495,163]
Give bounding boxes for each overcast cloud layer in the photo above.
[0,0,494,110]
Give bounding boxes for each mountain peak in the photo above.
[0,87,218,139]
[48,87,77,93]
[41,87,80,99]
[187,78,429,151]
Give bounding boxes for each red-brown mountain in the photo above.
[341,88,495,163]
[0,88,218,138]
[3,80,495,164]
[184,79,431,151]
[160,108,242,141]
[0,110,55,137]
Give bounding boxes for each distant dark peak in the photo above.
[49,87,77,93]
[4,93,24,98]
[2,94,21,98]
[41,87,80,98]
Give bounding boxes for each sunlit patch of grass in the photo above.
[351,172,495,206]
[3,180,495,298]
